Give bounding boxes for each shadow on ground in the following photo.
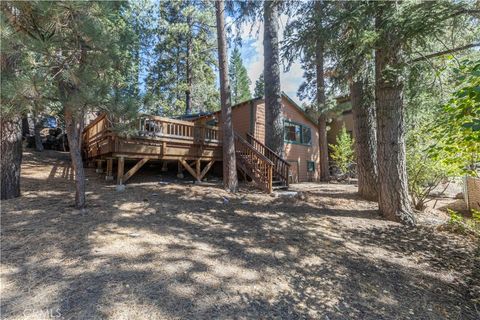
[1,151,479,319]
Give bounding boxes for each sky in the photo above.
[227,15,305,106]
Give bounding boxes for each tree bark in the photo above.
[263,0,284,156]
[32,109,44,152]
[1,116,23,200]
[350,79,378,201]
[185,12,192,115]
[215,0,237,193]
[64,106,86,209]
[375,3,415,225]
[21,116,30,136]
[315,15,329,181]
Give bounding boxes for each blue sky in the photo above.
[227,15,305,105]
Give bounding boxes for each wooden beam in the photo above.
[106,158,113,176]
[179,159,198,181]
[117,157,125,185]
[123,158,149,183]
[199,160,215,180]
[196,159,201,180]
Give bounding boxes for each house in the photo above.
[326,95,354,145]
[191,93,322,183]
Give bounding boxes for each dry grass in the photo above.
[1,150,479,319]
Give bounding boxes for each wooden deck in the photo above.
[82,114,222,184]
[83,113,289,193]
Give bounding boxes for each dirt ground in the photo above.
[1,150,479,319]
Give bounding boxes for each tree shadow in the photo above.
[2,157,479,319]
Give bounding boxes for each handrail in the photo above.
[234,132,273,193]
[138,115,222,143]
[246,133,290,186]
[235,133,274,166]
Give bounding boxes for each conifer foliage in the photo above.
[229,47,251,105]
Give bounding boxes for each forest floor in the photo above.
[1,150,479,320]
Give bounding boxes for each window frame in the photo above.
[283,120,312,146]
[307,160,315,172]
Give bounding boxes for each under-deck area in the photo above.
[82,114,223,185]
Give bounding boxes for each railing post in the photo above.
[268,165,273,193]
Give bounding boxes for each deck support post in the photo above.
[117,157,125,185]
[96,159,105,173]
[105,158,114,181]
[199,160,215,180]
[123,158,149,183]
[196,159,201,181]
[179,159,200,182]
[161,161,168,172]
[177,160,184,179]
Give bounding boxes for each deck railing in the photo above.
[138,115,221,144]
[234,132,273,193]
[247,133,289,187]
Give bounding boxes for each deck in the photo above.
[82,114,222,184]
[83,113,289,192]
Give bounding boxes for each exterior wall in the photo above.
[196,96,322,182]
[281,98,320,182]
[231,102,252,139]
[253,101,266,144]
[327,111,354,145]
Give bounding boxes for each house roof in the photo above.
[191,93,318,127]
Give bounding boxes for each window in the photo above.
[284,121,312,145]
[307,161,315,172]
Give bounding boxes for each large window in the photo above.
[284,121,312,145]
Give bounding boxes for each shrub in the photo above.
[406,126,460,211]
[329,125,354,177]
[447,208,480,237]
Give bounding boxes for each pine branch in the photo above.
[409,43,480,63]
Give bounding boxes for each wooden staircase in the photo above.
[247,133,290,190]
[234,132,290,193]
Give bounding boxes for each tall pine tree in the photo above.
[229,47,251,104]
[254,73,265,98]
[146,0,218,116]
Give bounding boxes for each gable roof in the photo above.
[191,92,318,126]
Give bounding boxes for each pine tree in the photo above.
[216,0,238,193]
[2,1,138,208]
[283,0,333,180]
[229,47,251,104]
[146,0,218,116]
[254,73,265,98]
[263,0,284,155]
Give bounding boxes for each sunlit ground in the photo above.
[1,150,478,319]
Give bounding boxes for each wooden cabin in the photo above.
[82,93,322,192]
[192,94,322,183]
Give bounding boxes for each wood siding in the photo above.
[198,96,321,182]
[280,98,320,182]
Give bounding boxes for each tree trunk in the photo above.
[32,110,44,152]
[315,20,329,181]
[263,0,283,156]
[1,116,22,200]
[375,4,415,225]
[64,107,86,209]
[350,79,378,201]
[185,13,192,115]
[21,116,30,136]
[215,0,237,193]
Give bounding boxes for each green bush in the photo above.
[406,126,460,211]
[329,125,354,176]
[447,208,480,237]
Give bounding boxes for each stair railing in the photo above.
[246,133,290,187]
[234,132,273,193]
